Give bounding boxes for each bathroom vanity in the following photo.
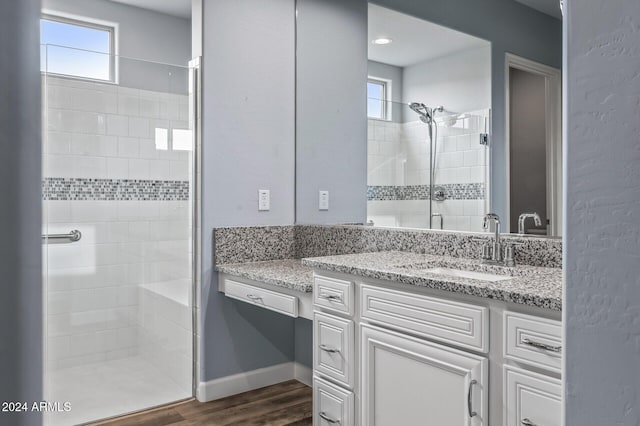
[214,225,562,426]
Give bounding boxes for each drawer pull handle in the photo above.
[319,293,342,302]
[319,411,341,424]
[319,344,340,354]
[246,294,263,302]
[522,338,562,353]
[467,379,477,418]
[521,419,537,426]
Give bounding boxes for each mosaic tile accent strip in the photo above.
[367,183,485,201]
[42,177,189,201]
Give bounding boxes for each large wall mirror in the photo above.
[365,4,562,237]
[295,0,562,238]
[366,4,491,233]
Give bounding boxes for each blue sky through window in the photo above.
[40,18,113,81]
[367,81,384,119]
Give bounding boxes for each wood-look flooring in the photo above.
[91,380,312,426]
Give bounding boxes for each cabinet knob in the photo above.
[521,419,537,426]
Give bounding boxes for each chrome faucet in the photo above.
[518,212,542,234]
[483,213,502,263]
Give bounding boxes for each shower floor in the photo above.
[46,356,190,426]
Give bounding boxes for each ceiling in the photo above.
[108,0,191,19]
[514,0,562,19]
[368,4,489,68]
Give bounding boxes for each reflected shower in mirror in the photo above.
[366,4,491,233]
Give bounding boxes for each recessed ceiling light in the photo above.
[372,38,393,45]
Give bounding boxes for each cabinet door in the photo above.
[504,366,562,426]
[361,324,487,426]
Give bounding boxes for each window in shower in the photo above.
[40,14,116,82]
[367,77,390,120]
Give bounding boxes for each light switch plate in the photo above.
[319,190,329,210]
[258,189,270,211]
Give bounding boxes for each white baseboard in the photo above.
[197,361,312,402]
[294,362,313,387]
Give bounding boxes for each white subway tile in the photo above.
[70,134,117,157]
[129,117,150,138]
[107,157,129,179]
[45,132,72,154]
[106,114,129,137]
[118,137,140,158]
[129,159,150,180]
[118,94,140,116]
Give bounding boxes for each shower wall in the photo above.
[367,108,489,231]
[44,74,192,387]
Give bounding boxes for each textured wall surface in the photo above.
[564,0,640,424]
[0,1,43,425]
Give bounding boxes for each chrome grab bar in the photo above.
[522,338,562,353]
[42,230,82,242]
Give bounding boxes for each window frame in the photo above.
[40,11,119,84]
[367,76,393,121]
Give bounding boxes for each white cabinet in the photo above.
[314,376,355,426]
[361,324,488,426]
[313,311,355,388]
[504,366,562,426]
[311,272,562,426]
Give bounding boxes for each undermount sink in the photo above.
[398,265,512,282]
[424,267,511,282]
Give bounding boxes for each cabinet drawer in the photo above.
[313,376,354,426]
[360,284,489,352]
[504,311,562,373]
[313,312,354,388]
[224,279,298,317]
[313,274,354,316]
[504,365,562,426]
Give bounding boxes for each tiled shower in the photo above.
[367,107,490,232]
[42,49,194,425]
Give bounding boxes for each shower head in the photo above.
[409,102,433,124]
[409,103,445,124]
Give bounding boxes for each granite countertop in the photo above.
[216,251,562,311]
[302,251,562,311]
[216,259,314,293]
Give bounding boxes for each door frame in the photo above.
[505,53,562,236]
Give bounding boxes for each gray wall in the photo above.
[0,1,43,425]
[201,0,297,381]
[368,60,404,123]
[509,68,547,233]
[296,0,368,225]
[403,45,491,116]
[371,0,562,223]
[42,0,191,92]
[564,0,640,424]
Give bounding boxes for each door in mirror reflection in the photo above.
[507,54,562,237]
